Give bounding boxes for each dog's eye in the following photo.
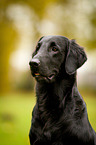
[52,47,58,52]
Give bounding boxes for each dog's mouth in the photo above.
[33,73,55,82]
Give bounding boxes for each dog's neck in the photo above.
[36,72,76,100]
[36,72,76,125]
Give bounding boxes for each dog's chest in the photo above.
[38,93,62,128]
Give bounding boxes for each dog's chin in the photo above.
[32,73,56,83]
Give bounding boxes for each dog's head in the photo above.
[29,36,87,83]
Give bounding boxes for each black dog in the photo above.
[29,35,96,145]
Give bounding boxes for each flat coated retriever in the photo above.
[29,35,96,145]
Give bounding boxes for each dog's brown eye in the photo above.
[52,47,58,52]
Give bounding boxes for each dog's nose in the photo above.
[29,59,40,68]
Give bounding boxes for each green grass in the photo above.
[84,96,96,131]
[0,93,36,145]
[0,93,96,145]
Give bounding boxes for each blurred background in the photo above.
[0,0,96,145]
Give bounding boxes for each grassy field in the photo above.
[0,93,96,145]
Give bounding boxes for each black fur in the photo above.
[29,35,96,145]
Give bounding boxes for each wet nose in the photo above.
[29,59,40,68]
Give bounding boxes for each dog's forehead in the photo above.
[39,35,68,45]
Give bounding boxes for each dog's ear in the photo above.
[65,39,87,75]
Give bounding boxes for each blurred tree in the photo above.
[0,0,58,94]
[16,71,35,91]
[86,8,96,49]
[0,16,17,94]
[0,0,96,94]
[0,0,57,18]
